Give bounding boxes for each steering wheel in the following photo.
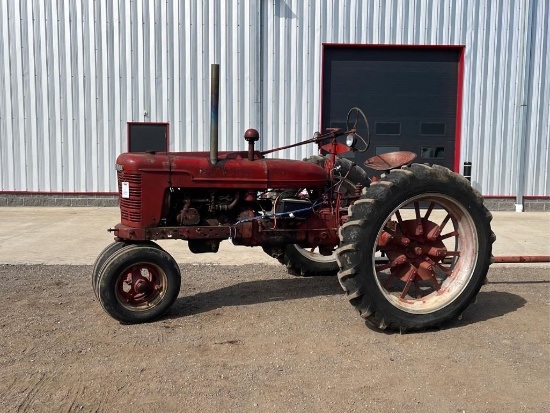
[345,107,370,153]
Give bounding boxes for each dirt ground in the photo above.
[0,264,548,413]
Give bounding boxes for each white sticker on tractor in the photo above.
[121,181,130,199]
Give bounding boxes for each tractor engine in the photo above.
[113,151,342,254]
[158,185,340,254]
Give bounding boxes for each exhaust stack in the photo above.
[210,64,220,164]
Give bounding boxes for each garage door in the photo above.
[321,45,463,174]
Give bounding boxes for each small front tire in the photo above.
[97,245,181,324]
[92,241,163,298]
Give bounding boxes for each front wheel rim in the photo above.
[115,263,167,311]
[373,194,478,314]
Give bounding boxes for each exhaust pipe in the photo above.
[210,64,220,164]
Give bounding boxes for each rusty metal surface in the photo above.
[364,151,417,171]
[492,256,550,263]
[210,64,220,165]
[115,151,329,228]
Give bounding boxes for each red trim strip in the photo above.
[320,45,326,132]
[1,192,547,198]
[454,47,465,173]
[322,43,464,50]
[0,191,117,195]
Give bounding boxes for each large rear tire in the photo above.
[336,164,495,332]
[276,155,369,277]
[97,245,181,323]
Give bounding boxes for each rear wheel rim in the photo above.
[293,178,356,263]
[293,245,336,263]
[373,194,478,314]
[115,263,167,311]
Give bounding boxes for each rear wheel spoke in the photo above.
[383,272,397,288]
[439,213,452,232]
[440,230,459,240]
[395,210,403,226]
[400,276,414,299]
[414,278,422,299]
[424,202,435,220]
[414,202,423,235]
[430,273,441,291]
[445,251,461,257]
[435,262,453,276]
[375,262,392,272]
[383,225,410,246]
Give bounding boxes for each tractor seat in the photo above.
[364,151,417,171]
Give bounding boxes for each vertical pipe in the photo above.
[463,161,472,182]
[515,0,536,212]
[210,64,220,164]
[255,1,263,150]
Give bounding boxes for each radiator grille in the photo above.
[118,172,142,223]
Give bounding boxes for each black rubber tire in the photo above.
[97,245,181,324]
[336,164,495,332]
[92,242,128,298]
[277,155,369,277]
[92,241,163,298]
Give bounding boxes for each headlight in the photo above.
[115,163,124,171]
[345,133,357,147]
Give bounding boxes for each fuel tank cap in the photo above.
[244,128,260,142]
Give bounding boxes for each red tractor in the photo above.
[92,66,494,332]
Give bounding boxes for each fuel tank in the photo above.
[116,151,328,189]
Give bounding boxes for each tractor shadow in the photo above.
[450,290,528,328]
[167,273,531,330]
[361,289,529,335]
[170,275,343,318]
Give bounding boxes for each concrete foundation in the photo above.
[2,194,549,211]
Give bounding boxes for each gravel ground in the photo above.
[0,264,548,413]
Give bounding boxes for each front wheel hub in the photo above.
[133,278,150,294]
[116,264,167,310]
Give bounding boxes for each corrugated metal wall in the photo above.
[0,0,548,197]
[0,0,261,192]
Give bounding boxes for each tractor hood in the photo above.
[116,151,328,189]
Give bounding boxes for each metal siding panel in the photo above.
[24,0,39,190]
[525,0,550,195]
[37,0,49,191]
[0,1,14,190]
[111,0,122,187]
[14,1,27,190]
[76,2,90,191]
[184,1,194,151]
[99,0,111,191]
[169,0,179,151]
[87,0,98,192]
[160,0,168,123]
[49,0,63,191]
[0,0,547,197]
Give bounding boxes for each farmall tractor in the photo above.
[92,66,495,332]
